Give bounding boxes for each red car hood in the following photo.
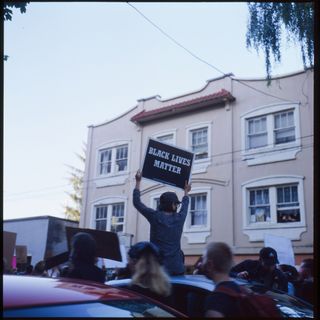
[4,275,139,309]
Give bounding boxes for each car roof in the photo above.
[4,275,143,309]
[107,274,247,291]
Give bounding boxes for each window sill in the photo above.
[183,230,210,244]
[192,159,211,174]
[243,225,306,241]
[94,172,129,187]
[242,143,301,166]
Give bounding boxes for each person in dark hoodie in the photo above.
[133,170,191,276]
[230,247,288,292]
[66,232,105,283]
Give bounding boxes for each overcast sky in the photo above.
[4,2,304,220]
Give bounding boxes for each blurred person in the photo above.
[278,264,299,295]
[127,241,172,304]
[32,261,48,277]
[294,258,313,304]
[230,247,288,292]
[24,264,34,275]
[202,242,242,317]
[193,256,204,275]
[202,242,280,318]
[133,170,191,275]
[66,232,105,283]
[109,265,132,280]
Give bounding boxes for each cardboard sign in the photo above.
[66,227,122,262]
[3,231,17,270]
[142,138,194,189]
[16,245,28,264]
[264,233,295,266]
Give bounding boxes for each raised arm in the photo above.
[133,170,156,222]
[135,170,142,190]
[184,180,191,196]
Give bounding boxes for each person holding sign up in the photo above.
[133,170,191,276]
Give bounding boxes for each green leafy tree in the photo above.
[3,1,29,21]
[64,145,86,222]
[246,2,314,81]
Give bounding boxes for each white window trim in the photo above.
[152,129,177,145]
[94,140,130,187]
[241,103,301,166]
[90,196,127,233]
[183,186,212,244]
[186,121,212,174]
[241,175,306,241]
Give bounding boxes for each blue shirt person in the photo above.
[133,170,191,275]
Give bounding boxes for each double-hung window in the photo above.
[247,116,267,149]
[276,185,300,223]
[115,145,128,172]
[246,111,295,150]
[183,187,211,244]
[241,103,301,165]
[190,193,207,226]
[242,176,306,241]
[190,127,208,160]
[99,149,112,175]
[98,144,128,176]
[247,185,301,225]
[249,188,270,222]
[157,134,174,145]
[95,203,125,233]
[274,111,295,144]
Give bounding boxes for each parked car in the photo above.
[3,275,187,318]
[107,274,314,318]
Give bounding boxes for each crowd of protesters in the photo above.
[4,169,314,316]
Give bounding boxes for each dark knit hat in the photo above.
[128,241,162,263]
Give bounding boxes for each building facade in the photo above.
[80,69,313,265]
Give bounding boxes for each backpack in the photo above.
[215,284,281,318]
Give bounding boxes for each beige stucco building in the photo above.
[80,69,313,266]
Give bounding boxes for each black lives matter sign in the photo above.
[142,139,194,189]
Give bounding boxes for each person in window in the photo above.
[230,247,288,292]
[65,232,106,283]
[133,170,191,276]
[127,241,172,305]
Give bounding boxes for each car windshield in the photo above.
[3,300,177,318]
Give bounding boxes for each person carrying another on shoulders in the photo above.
[133,170,191,276]
[230,247,288,292]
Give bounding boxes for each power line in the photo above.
[3,183,71,197]
[4,133,313,199]
[126,2,298,103]
[4,141,313,202]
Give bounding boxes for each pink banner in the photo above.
[12,256,16,269]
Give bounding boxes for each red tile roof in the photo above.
[131,89,235,124]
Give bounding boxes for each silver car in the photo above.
[107,274,314,318]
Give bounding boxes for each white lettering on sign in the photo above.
[171,154,191,166]
[148,147,170,160]
[154,160,181,174]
